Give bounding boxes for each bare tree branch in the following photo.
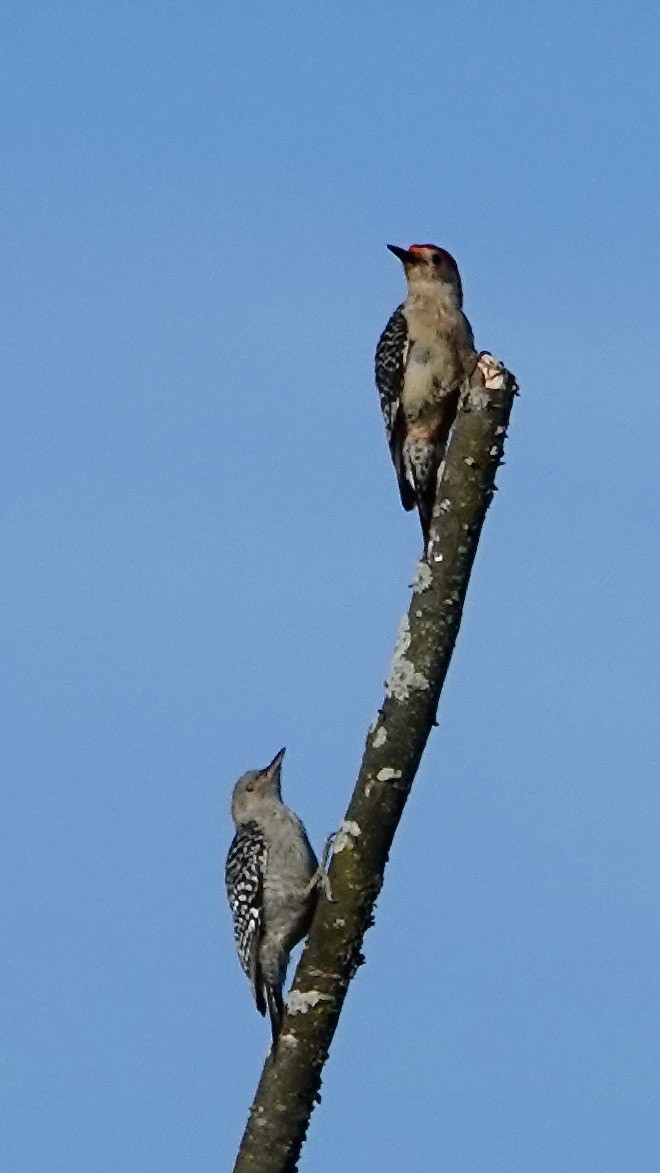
[233,357,518,1173]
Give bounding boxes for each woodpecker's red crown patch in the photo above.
[409,244,458,270]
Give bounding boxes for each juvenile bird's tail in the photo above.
[264,983,284,1047]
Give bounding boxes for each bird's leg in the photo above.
[302,834,335,901]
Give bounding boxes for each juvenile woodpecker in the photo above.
[375,243,479,550]
[225,747,318,1045]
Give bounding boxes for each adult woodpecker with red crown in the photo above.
[375,243,479,551]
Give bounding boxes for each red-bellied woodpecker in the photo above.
[225,747,319,1045]
[375,243,479,551]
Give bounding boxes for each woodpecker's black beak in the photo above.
[263,747,286,779]
[387,244,418,265]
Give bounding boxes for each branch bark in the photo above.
[233,356,518,1172]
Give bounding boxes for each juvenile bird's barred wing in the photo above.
[374,306,416,511]
[225,821,268,1016]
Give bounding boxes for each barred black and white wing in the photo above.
[225,821,268,1016]
[374,305,415,511]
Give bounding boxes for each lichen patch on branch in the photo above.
[466,386,492,411]
[286,990,332,1015]
[412,560,433,594]
[386,615,430,700]
[332,820,362,854]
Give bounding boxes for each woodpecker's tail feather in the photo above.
[417,495,433,554]
[405,439,438,555]
[265,983,284,1047]
[254,976,267,1018]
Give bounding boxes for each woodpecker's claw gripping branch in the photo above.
[303,834,335,902]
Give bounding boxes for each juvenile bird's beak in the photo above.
[262,747,286,780]
[387,244,418,264]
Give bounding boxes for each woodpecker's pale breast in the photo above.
[262,809,316,923]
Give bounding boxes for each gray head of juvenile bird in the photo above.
[231,747,286,825]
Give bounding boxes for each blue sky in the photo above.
[2,2,658,1169]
